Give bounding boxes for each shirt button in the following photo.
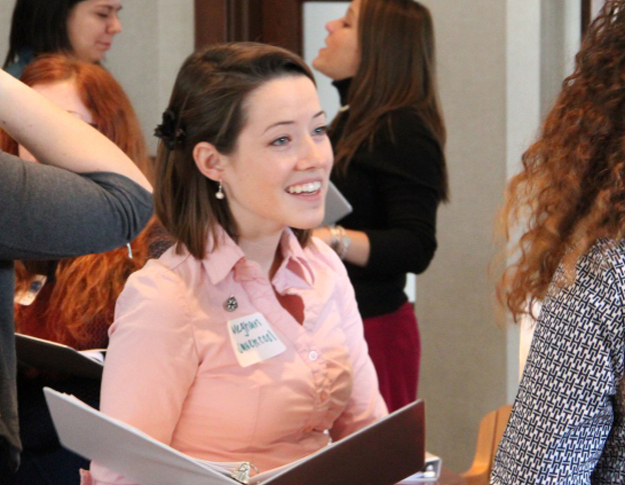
[308,350,318,361]
[320,391,329,402]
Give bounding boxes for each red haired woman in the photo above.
[493,2,625,482]
[3,55,159,350]
[0,54,164,485]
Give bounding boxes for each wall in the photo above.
[417,0,580,472]
[416,0,508,471]
[106,0,194,155]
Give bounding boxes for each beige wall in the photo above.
[105,0,194,155]
[417,0,509,471]
[418,0,580,472]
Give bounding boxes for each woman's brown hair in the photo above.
[498,1,625,322]
[334,0,448,201]
[0,54,155,347]
[154,42,316,260]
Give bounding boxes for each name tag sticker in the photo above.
[227,312,286,367]
[14,274,47,306]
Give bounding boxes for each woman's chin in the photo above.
[290,215,325,231]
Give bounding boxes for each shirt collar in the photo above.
[275,229,315,289]
[332,77,352,108]
[201,228,245,285]
[201,227,315,288]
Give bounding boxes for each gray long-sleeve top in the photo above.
[0,152,153,471]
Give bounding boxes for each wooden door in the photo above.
[194,0,338,54]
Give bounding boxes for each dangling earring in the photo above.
[215,181,225,200]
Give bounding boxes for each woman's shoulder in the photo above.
[382,107,439,143]
[122,246,195,299]
[356,107,443,182]
[550,238,625,325]
[305,238,349,277]
[365,107,442,161]
[581,238,625,283]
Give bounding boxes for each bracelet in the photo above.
[328,226,340,252]
[328,225,351,260]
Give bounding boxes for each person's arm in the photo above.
[316,110,442,274]
[90,262,198,485]
[313,226,370,266]
[0,69,150,191]
[0,154,152,260]
[491,251,625,483]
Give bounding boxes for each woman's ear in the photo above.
[193,141,224,182]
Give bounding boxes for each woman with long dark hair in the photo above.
[3,0,122,78]
[493,2,625,482]
[313,0,448,411]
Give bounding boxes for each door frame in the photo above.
[194,0,339,54]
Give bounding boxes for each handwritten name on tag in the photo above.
[14,274,47,306]
[227,312,286,367]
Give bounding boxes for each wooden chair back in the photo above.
[461,404,513,485]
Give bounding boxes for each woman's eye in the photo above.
[313,126,328,137]
[271,136,290,146]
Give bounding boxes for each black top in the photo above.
[0,152,153,472]
[330,78,444,319]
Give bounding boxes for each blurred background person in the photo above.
[3,0,122,78]
[312,0,448,412]
[0,54,162,485]
[0,65,151,479]
[493,1,625,482]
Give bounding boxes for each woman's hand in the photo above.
[313,226,370,267]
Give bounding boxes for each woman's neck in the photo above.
[238,231,284,280]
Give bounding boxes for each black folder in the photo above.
[16,333,104,379]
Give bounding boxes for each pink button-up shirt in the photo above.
[90,228,387,484]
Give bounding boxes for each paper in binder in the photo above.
[44,387,425,485]
[396,452,443,482]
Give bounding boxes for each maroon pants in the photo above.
[362,302,421,412]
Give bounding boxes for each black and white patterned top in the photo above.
[491,238,625,484]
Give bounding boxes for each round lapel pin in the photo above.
[224,295,238,312]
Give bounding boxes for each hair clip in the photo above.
[154,108,186,150]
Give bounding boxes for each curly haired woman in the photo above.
[492,2,625,483]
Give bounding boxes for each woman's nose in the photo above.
[326,19,339,34]
[109,15,122,34]
[299,137,331,171]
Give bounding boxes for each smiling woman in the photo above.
[3,0,123,78]
[83,42,387,485]
[192,75,331,253]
